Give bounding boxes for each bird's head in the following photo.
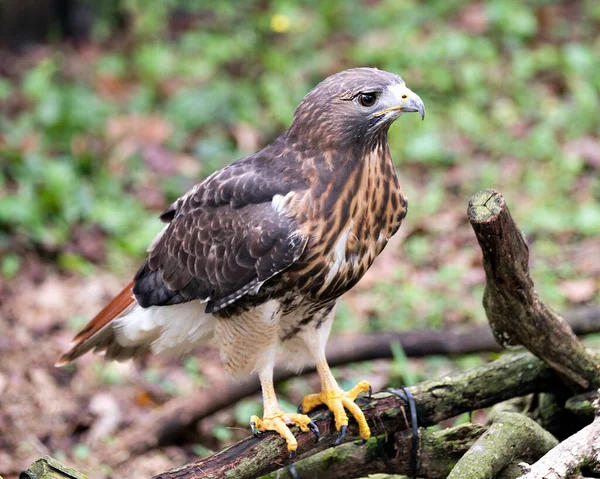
[289,67,425,152]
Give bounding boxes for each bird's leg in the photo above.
[250,366,319,453]
[296,306,371,445]
[299,359,372,444]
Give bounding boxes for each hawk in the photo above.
[57,68,425,453]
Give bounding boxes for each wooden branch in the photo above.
[537,393,571,440]
[518,398,600,479]
[468,189,600,390]
[151,350,575,479]
[114,305,600,459]
[565,391,598,421]
[448,412,558,479]
[537,390,599,441]
[19,456,87,479]
[260,423,486,479]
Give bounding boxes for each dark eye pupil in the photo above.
[359,93,376,107]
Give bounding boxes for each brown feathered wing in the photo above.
[57,141,309,364]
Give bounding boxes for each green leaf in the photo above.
[212,424,233,442]
[72,444,91,460]
[575,203,600,235]
[192,443,214,457]
[22,58,57,102]
[134,44,175,83]
[1,253,21,279]
[234,399,263,425]
[58,253,93,275]
[390,341,416,386]
[0,78,13,100]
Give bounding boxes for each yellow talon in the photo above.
[250,411,316,452]
[301,379,372,441]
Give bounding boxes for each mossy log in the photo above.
[468,189,600,390]
[447,412,558,479]
[19,456,87,479]
[152,350,575,479]
[260,423,486,479]
[119,305,600,458]
[519,406,600,479]
[565,391,598,420]
[536,390,600,442]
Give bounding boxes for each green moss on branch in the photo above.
[20,456,87,479]
[152,351,578,479]
[448,413,557,479]
[260,424,485,479]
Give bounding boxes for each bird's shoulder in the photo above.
[133,134,311,313]
[160,134,309,222]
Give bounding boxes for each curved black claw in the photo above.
[250,421,260,437]
[297,404,304,414]
[308,421,320,443]
[287,451,299,479]
[332,424,348,447]
[368,384,373,399]
[357,438,368,446]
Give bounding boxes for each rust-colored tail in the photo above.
[56,281,136,366]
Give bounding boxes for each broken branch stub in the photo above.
[19,456,87,479]
[468,189,600,390]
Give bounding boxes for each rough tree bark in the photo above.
[447,412,558,479]
[442,189,600,479]
[260,423,486,479]
[565,391,598,421]
[151,350,581,479]
[468,189,600,390]
[19,456,87,479]
[22,191,600,479]
[150,190,600,479]
[116,305,600,459]
[518,397,600,479]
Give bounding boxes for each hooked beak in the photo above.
[373,87,425,120]
[401,94,425,120]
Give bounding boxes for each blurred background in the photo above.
[0,0,599,477]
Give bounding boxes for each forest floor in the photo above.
[1,1,600,477]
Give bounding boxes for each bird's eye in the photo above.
[358,93,377,107]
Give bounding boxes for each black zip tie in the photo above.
[384,387,419,479]
[287,450,299,479]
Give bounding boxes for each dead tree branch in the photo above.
[116,305,600,459]
[151,190,600,479]
[151,350,576,479]
[565,391,598,421]
[468,189,600,390]
[20,456,88,479]
[447,412,558,479]
[518,399,600,479]
[259,423,486,479]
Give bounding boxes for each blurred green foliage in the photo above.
[1,0,599,312]
[0,3,598,465]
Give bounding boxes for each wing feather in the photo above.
[133,141,308,314]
